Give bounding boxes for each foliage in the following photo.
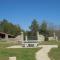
[39,21,47,35]
[0,19,21,36]
[39,21,49,41]
[29,19,39,36]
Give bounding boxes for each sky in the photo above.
[0,0,60,30]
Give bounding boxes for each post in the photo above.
[25,35,28,42]
[37,31,40,41]
[53,32,55,38]
[21,32,24,42]
[53,32,56,40]
[5,34,8,41]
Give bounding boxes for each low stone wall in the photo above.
[38,35,45,42]
[48,36,58,41]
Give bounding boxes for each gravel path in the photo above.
[7,45,37,48]
[36,45,58,60]
[7,45,22,48]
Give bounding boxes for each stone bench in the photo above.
[9,57,16,60]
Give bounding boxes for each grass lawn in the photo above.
[48,47,60,60]
[1,40,60,60]
[0,41,40,60]
[0,48,40,60]
[0,42,17,48]
[40,40,60,45]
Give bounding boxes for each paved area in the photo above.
[7,45,37,48]
[7,45,22,48]
[36,45,58,60]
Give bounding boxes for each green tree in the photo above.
[39,21,47,35]
[0,19,21,36]
[0,21,3,32]
[29,19,39,35]
[39,21,48,41]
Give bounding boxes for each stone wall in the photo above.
[48,36,58,41]
[37,32,45,42]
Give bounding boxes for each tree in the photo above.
[0,21,3,32]
[39,21,48,41]
[39,21,47,35]
[0,19,21,36]
[47,23,55,36]
[29,19,39,36]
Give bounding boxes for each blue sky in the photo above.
[0,0,60,30]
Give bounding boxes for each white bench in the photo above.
[9,57,16,60]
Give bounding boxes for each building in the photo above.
[0,31,45,47]
[0,32,15,40]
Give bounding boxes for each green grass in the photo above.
[40,40,60,45]
[0,48,40,60]
[48,47,60,60]
[0,40,18,48]
[0,41,40,60]
[1,40,60,60]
